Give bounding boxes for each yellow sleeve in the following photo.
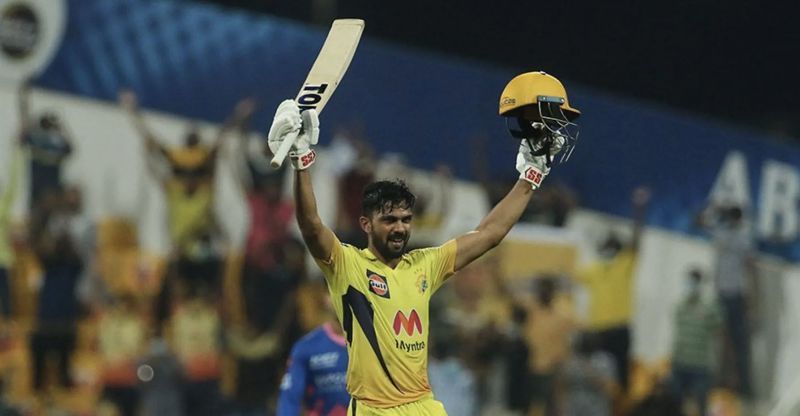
[428,239,458,293]
[312,234,354,293]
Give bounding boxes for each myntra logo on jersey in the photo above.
[393,310,425,352]
[393,310,422,335]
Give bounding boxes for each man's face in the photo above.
[361,205,413,260]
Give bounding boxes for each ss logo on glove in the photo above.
[525,168,544,186]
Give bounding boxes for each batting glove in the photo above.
[516,133,566,190]
[268,100,302,154]
[288,108,320,170]
[267,100,320,170]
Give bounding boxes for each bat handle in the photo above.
[270,130,299,169]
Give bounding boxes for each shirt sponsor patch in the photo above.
[367,270,390,298]
[309,352,340,370]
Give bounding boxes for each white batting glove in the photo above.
[516,133,566,190]
[288,108,320,170]
[268,99,302,155]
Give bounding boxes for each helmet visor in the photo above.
[505,96,580,164]
[538,98,580,163]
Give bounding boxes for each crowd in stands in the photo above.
[0,83,757,416]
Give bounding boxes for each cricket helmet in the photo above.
[499,71,580,164]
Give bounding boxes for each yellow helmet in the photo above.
[499,71,580,119]
[499,71,580,165]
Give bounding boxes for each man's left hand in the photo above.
[516,134,565,190]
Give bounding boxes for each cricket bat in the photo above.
[270,18,365,168]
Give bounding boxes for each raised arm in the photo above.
[267,100,335,260]
[453,137,563,271]
[118,89,167,159]
[211,97,256,154]
[294,169,337,261]
[119,90,171,183]
[454,180,534,271]
[17,80,32,140]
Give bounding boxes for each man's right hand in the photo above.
[267,100,319,170]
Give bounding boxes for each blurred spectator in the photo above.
[696,203,755,397]
[575,186,649,391]
[240,160,293,273]
[227,321,281,415]
[523,276,577,416]
[560,333,619,416]
[436,259,514,412]
[138,337,185,416]
[670,268,723,416]
[276,283,349,416]
[333,127,375,248]
[629,380,684,416]
[28,187,88,392]
[98,295,147,416]
[233,106,299,335]
[409,164,453,246]
[428,320,478,416]
[17,80,73,211]
[0,143,22,321]
[168,284,222,416]
[231,98,293,272]
[119,90,252,262]
[522,182,578,227]
[240,237,304,348]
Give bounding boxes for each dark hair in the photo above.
[361,179,416,216]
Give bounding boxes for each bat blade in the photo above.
[271,19,364,168]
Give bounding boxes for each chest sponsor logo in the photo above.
[367,270,390,298]
[393,309,422,336]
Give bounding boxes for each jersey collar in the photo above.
[362,248,411,266]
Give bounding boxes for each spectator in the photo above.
[523,276,577,416]
[696,203,755,397]
[227,320,282,415]
[169,284,222,416]
[17,80,73,211]
[560,333,619,416]
[522,182,578,227]
[629,380,684,416]
[233,109,299,342]
[428,320,478,416]
[28,187,88,392]
[276,281,349,416]
[670,268,723,416]
[575,186,649,391]
[333,128,375,248]
[0,142,22,321]
[138,337,185,416]
[98,295,148,416]
[119,90,252,262]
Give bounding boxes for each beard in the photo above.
[371,230,409,260]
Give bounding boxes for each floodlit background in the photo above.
[0,0,799,415]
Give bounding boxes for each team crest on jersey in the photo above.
[367,270,390,298]
[416,274,428,294]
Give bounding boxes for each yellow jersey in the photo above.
[575,248,637,330]
[314,236,457,408]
